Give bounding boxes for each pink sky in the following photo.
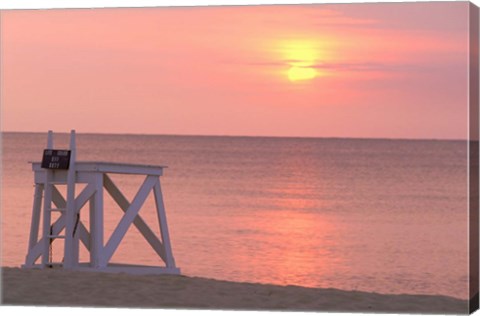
[0,2,471,139]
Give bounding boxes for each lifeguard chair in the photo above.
[23,130,180,275]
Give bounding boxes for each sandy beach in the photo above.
[1,267,468,314]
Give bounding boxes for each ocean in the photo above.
[1,132,469,299]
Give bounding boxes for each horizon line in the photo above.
[1,130,467,142]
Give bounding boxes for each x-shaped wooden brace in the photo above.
[101,174,173,267]
[25,184,94,266]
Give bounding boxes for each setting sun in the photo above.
[282,40,321,82]
[288,66,317,81]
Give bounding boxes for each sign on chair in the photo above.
[41,149,71,169]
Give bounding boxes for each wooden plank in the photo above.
[25,248,43,266]
[153,179,176,268]
[41,170,52,267]
[90,173,104,268]
[52,185,66,208]
[95,163,163,176]
[78,221,91,251]
[102,175,157,266]
[64,130,78,268]
[75,182,96,211]
[32,162,165,176]
[47,130,53,148]
[103,174,167,262]
[34,170,96,185]
[54,183,94,212]
[23,263,180,275]
[27,184,43,253]
[39,129,54,267]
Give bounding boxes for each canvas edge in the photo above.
[469,1,480,314]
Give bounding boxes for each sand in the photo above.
[1,267,469,314]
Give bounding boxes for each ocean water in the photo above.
[1,132,469,299]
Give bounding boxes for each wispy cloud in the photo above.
[236,59,431,73]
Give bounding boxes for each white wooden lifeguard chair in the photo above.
[23,130,180,275]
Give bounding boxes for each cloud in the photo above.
[310,62,405,72]
[238,59,431,73]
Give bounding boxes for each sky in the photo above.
[0,2,472,139]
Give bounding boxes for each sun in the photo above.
[288,66,317,82]
[282,40,320,82]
